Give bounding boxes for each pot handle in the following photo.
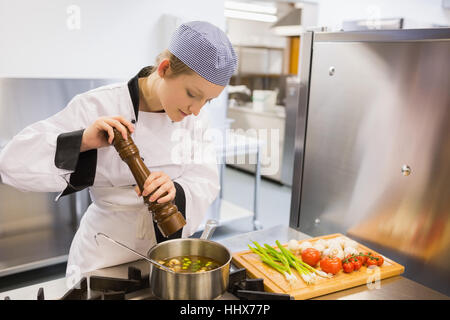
[94,232,174,273]
[200,219,219,240]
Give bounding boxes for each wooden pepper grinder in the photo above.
[111,127,186,237]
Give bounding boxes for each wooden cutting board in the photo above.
[232,233,405,300]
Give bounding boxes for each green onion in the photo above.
[249,242,298,284]
[249,240,334,285]
[248,245,287,275]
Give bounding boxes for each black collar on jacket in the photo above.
[127,66,165,122]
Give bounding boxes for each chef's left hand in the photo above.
[135,171,176,204]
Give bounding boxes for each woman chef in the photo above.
[0,21,237,275]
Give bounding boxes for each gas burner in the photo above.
[3,286,48,301]
[227,268,293,300]
[60,277,88,300]
[61,266,147,300]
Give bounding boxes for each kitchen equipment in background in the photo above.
[0,77,121,277]
[342,17,404,31]
[280,76,301,187]
[227,105,285,183]
[270,2,318,37]
[228,85,252,106]
[0,183,78,275]
[227,75,295,185]
[289,28,450,296]
[252,89,277,111]
[237,46,284,75]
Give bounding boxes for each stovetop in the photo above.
[67,265,291,300]
[2,264,292,300]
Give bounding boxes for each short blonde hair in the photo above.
[154,49,194,77]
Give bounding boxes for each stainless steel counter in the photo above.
[0,225,448,300]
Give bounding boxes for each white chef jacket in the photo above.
[0,67,220,275]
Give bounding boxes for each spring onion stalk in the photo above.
[248,245,286,275]
[262,244,301,285]
[252,242,273,262]
[265,244,312,283]
[261,243,293,276]
[275,240,317,284]
[252,244,290,277]
[255,242,300,284]
[250,247,295,284]
[259,243,298,284]
[248,244,296,284]
[263,244,308,277]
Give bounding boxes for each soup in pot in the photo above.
[159,255,221,273]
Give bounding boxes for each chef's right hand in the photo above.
[80,116,135,152]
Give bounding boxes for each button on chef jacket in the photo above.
[0,66,220,275]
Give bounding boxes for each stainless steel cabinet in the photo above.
[290,28,450,295]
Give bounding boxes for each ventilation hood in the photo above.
[271,8,304,36]
[271,2,318,36]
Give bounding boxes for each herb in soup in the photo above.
[158,255,221,273]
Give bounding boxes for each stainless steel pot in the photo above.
[95,220,232,300]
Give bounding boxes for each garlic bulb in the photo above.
[335,249,345,260]
[299,241,313,253]
[315,239,328,248]
[287,239,300,252]
[328,245,341,256]
[313,243,325,254]
[343,239,358,249]
[335,236,348,249]
[327,244,344,260]
[327,243,341,252]
[326,239,340,249]
[344,246,358,256]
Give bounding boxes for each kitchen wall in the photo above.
[0,0,225,79]
[0,0,229,130]
[311,0,450,30]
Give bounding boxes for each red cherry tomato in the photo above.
[301,248,321,267]
[320,256,342,275]
[345,254,362,271]
[366,256,379,267]
[343,261,354,273]
[357,252,368,265]
[373,254,384,266]
[352,258,362,271]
